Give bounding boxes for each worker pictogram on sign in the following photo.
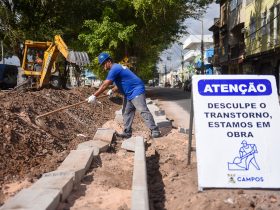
[228,140,260,171]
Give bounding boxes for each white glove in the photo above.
[106,89,114,97]
[86,95,96,104]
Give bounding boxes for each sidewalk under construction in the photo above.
[1,87,280,210]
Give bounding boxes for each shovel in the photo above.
[35,95,108,128]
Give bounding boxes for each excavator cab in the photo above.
[17,35,90,89]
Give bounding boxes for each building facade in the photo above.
[183,34,214,76]
[211,0,280,94]
[243,0,280,94]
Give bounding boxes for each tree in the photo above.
[79,0,214,79]
[0,0,102,57]
[78,16,137,79]
[0,0,24,57]
[0,0,214,79]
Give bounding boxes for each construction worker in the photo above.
[86,52,161,138]
[34,52,43,71]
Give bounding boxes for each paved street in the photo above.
[146,87,192,129]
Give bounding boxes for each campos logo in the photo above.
[227,174,236,184]
[198,79,272,96]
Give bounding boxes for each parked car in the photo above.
[0,64,18,89]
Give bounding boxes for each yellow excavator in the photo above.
[17,35,90,89]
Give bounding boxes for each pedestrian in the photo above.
[86,52,161,138]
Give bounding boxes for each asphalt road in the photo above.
[146,86,192,129]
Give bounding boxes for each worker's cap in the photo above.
[241,140,247,144]
[98,52,111,65]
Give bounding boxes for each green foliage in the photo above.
[79,17,136,56]
[0,1,24,56]
[79,0,211,78]
[79,16,136,78]
[0,0,102,56]
[0,0,214,80]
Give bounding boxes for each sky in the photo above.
[158,2,220,73]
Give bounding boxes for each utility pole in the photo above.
[1,40,4,64]
[153,66,156,86]
[181,53,184,81]
[201,19,204,74]
[164,64,167,85]
[179,42,184,82]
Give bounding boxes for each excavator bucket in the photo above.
[67,51,90,66]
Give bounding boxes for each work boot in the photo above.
[151,129,161,138]
[116,130,132,138]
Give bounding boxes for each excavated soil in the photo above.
[0,87,121,204]
[1,87,280,210]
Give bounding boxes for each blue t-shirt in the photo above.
[106,63,145,100]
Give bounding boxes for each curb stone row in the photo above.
[1,98,170,210]
[0,128,115,210]
[122,98,173,210]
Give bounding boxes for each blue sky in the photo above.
[158,2,220,73]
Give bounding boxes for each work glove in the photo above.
[106,89,114,98]
[86,95,96,104]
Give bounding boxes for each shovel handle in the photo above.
[35,94,107,120]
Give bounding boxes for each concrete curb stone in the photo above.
[0,188,60,210]
[0,127,116,210]
[93,128,115,143]
[146,98,153,104]
[121,137,136,152]
[30,171,74,201]
[131,136,149,210]
[147,104,160,113]
[178,127,189,134]
[115,109,123,123]
[155,110,165,116]
[77,140,107,153]
[58,149,94,174]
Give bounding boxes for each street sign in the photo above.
[192,75,280,189]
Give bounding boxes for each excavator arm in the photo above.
[39,40,60,87]
[19,35,90,89]
[39,35,90,88]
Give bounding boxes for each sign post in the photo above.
[192,75,280,189]
[187,91,194,165]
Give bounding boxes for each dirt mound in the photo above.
[0,87,121,204]
[2,87,280,210]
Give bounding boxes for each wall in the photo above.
[245,0,280,56]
